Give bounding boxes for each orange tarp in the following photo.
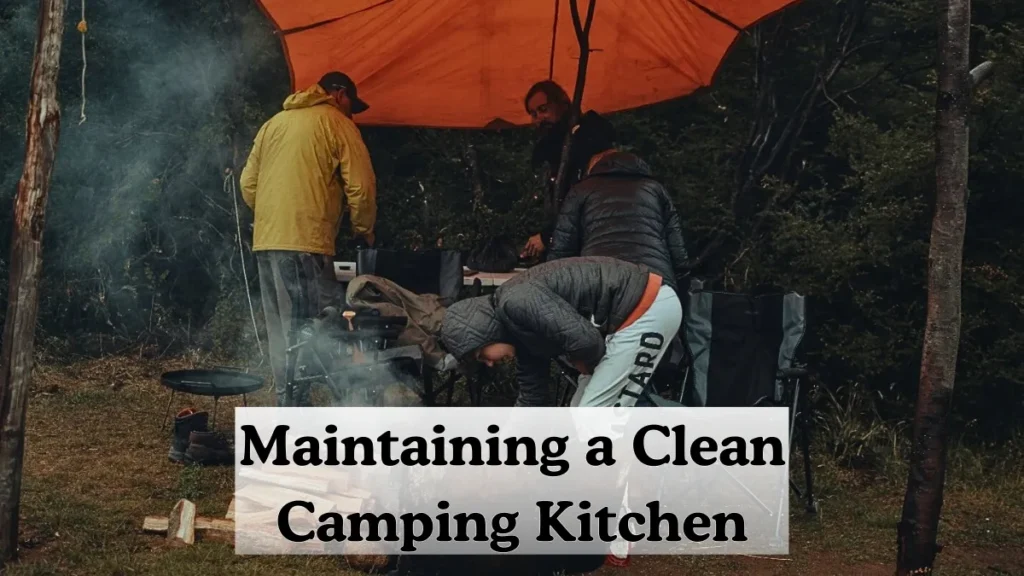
[255,0,800,128]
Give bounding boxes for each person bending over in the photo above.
[439,257,682,408]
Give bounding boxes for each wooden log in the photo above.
[235,483,338,514]
[233,486,363,517]
[239,467,332,495]
[197,517,234,532]
[272,465,352,487]
[0,0,68,566]
[238,506,319,527]
[142,516,165,533]
[143,515,235,534]
[166,499,196,544]
[341,487,372,501]
[330,494,364,515]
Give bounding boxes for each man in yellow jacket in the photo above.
[240,71,377,407]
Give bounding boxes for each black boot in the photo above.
[185,430,234,466]
[168,408,208,464]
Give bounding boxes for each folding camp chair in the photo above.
[677,286,818,514]
[353,248,482,406]
[355,248,463,307]
[278,248,464,408]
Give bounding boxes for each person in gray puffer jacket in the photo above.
[548,149,690,292]
[440,256,682,408]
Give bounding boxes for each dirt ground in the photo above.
[4,355,1023,576]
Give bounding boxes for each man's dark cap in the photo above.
[318,71,370,114]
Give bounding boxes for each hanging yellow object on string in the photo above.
[77,0,88,125]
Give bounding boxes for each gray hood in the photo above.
[439,295,505,361]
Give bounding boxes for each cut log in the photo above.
[196,517,234,532]
[142,516,166,533]
[143,516,235,534]
[266,465,352,488]
[238,506,320,527]
[341,487,372,501]
[225,497,235,520]
[166,499,196,544]
[239,467,332,495]
[331,494,365,515]
[235,483,338,514]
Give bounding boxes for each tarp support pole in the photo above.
[547,0,596,234]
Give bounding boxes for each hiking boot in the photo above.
[168,408,208,464]
[185,430,234,466]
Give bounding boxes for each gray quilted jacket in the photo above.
[548,151,689,290]
[440,256,652,368]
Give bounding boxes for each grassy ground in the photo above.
[3,354,1022,575]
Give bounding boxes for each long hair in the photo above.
[524,80,570,113]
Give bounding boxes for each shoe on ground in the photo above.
[168,408,208,464]
[185,430,234,466]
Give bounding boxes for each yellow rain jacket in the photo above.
[240,84,377,255]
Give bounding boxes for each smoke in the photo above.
[0,0,288,354]
[293,308,429,408]
[0,3,37,201]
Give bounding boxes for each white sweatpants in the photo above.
[570,284,683,408]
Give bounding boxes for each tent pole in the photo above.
[0,0,66,567]
[547,0,597,233]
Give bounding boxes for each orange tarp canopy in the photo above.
[255,0,800,128]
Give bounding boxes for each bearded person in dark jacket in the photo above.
[521,80,617,261]
[547,135,690,292]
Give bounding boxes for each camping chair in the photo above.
[280,247,464,409]
[356,248,463,307]
[352,248,481,406]
[675,286,817,514]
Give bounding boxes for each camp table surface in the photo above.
[334,261,525,287]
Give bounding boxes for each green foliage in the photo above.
[1,0,1022,443]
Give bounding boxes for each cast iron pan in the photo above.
[160,368,265,397]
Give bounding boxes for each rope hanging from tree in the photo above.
[76,0,87,125]
[224,169,266,364]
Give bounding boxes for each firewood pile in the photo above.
[141,466,390,572]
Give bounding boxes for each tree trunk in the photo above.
[895,0,971,574]
[0,0,66,566]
